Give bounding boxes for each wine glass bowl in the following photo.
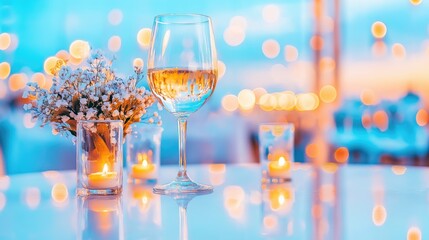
[147,14,218,194]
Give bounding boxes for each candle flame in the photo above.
[278,194,285,205]
[278,156,286,166]
[141,196,148,205]
[142,159,148,168]
[102,163,108,175]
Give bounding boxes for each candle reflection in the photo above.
[127,183,162,226]
[77,195,123,240]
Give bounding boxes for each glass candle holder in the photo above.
[259,123,295,183]
[77,195,123,240]
[126,123,163,183]
[77,120,123,196]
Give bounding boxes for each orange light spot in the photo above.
[410,0,422,5]
[310,35,324,51]
[259,94,276,111]
[238,89,256,110]
[108,35,121,52]
[407,227,421,240]
[360,89,378,105]
[334,147,349,163]
[373,110,389,131]
[263,215,278,229]
[69,40,90,59]
[262,39,280,59]
[319,57,335,72]
[0,33,11,50]
[0,62,11,80]
[372,41,387,57]
[9,73,27,91]
[362,112,372,129]
[55,50,70,62]
[392,43,406,59]
[31,73,46,88]
[312,204,323,219]
[44,57,66,76]
[372,205,387,226]
[222,94,239,112]
[372,21,387,39]
[253,88,267,103]
[51,183,69,203]
[305,143,319,159]
[133,58,144,68]
[218,60,226,79]
[137,28,152,48]
[321,163,338,174]
[296,93,319,111]
[284,45,298,62]
[391,166,407,175]
[416,109,428,126]
[319,85,337,103]
[209,164,226,173]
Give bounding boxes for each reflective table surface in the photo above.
[0,163,428,239]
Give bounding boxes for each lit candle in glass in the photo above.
[268,156,291,179]
[88,164,118,189]
[131,153,157,179]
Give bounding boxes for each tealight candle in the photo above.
[131,153,157,179]
[88,164,118,189]
[268,156,291,179]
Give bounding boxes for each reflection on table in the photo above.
[0,163,427,239]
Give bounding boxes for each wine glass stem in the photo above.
[177,117,188,180]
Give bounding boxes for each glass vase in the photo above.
[77,120,123,196]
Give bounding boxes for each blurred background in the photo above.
[1,0,429,174]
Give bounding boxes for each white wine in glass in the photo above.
[147,14,218,194]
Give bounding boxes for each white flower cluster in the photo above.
[23,50,162,140]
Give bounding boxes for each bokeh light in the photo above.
[69,40,90,59]
[31,72,46,88]
[224,26,245,47]
[319,85,337,103]
[253,88,267,103]
[51,183,69,203]
[137,28,152,48]
[230,16,247,29]
[108,35,121,52]
[392,43,406,59]
[372,41,387,57]
[133,58,144,68]
[334,147,349,163]
[55,50,70,62]
[0,33,11,50]
[238,89,256,110]
[0,62,11,79]
[8,73,27,91]
[218,60,226,79]
[360,89,378,105]
[262,4,280,23]
[6,34,19,52]
[284,45,298,62]
[24,187,40,209]
[372,205,387,226]
[262,39,280,59]
[409,0,422,5]
[263,215,278,229]
[222,94,239,112]
[44,56,65,76]
[23,113,36,129]
[407,227,421,240]
[416,109,428,126]
[371,21,387,39]
[310,35,324,51]
[108,9,123,25]
[320,57,336,72]
[392,165,407,175]
[259,93,276,111]
[296,93,319,111]
[373,110,389,131]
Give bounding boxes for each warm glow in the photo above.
[253,88,267,102]
[238,89,256,110]
[319,85,337,103]
[360,89,378,105]
[44,56,66,76]
[362,112,372,129]
[108,9,123,25]
[296,93,319,111]
[69,55,83,66]
[392,43,406,59]
[209,164,226,174]
[218,60,226,79]
[416,109,428,126]
[373,110,389,131]
[305,143,319,159]
[108,35,121,52]
[310,35,324,51]
[224,25,245,47]
[269,185,293,210]
[278,156,286,166]
[321,163,338,174]
[0,62,11,80]
[334,147,349,163]
[137,28,152,48]
[23,113,36,129]
[259,93,276,111]
[51,183,68,203]
[42,77,53,90]
[222,94,239,112]
[262,39,280,59]
[262,4,280,23]
[142,159,148,168]
[209,164,226,186]
[277,91,296,110]
[102,164,109,175]
[410,0,423,5]
[284,45,298,62]
[133,58,144,69]
[392,166,407,175]
[372,41,387,57]
[407,227,421,240]
[0,33,11,50]
[69,40,90,59]
[372,21,387,39]
[372,205,387,226]
[263,215,278,229]
[223,186,245,220]
[8,73,27,91]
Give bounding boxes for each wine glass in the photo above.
[147,14,218,194]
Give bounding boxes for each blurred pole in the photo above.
[313,0,323,93]
[333,0,341,103]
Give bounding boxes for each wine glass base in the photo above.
[153,179,213,195]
